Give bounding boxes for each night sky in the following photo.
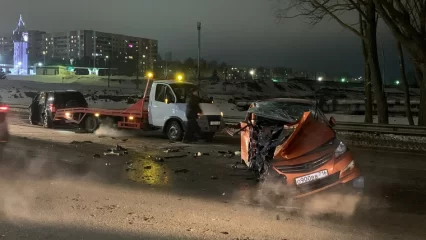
[0,0,407,81]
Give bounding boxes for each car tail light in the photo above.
[0,105,8,111]
[49,104,56,112]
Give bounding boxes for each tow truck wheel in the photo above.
[167,120,183,142]
[84,115,99,133]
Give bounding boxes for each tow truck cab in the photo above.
[148,80,225,141]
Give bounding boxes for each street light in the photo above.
[177,74,183,82]
[38,62,43,67]
[249,69,255,80]
[317,76,323,81]
[395,80,400,85]
[341,78,346,83]
[147,72,154,79]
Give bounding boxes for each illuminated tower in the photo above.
[13,14,28,75]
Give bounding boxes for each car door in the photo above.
[37,92,47,120]
[149,84,177,127]
[30,93,40,120]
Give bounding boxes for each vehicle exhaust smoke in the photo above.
[94,118,135,138]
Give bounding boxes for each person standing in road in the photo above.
[183,88,203,143]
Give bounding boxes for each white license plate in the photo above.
[210,121,221,126]
[295,170,328,185]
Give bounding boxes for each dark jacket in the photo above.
[186,94,202,119]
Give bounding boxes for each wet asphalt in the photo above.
[0,111,424,239]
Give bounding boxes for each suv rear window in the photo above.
[53,92,88,108]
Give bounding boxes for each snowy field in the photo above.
[0,75,416,125]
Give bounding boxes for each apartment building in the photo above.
[41,30,158,72]
[0,36,13,65]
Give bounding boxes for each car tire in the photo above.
[29,109,38,125]
[203,132,215,142]
[43,113,53,128]
[166,120,183,142]
[84,115,99,133]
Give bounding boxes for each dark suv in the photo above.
[29,90,88,128]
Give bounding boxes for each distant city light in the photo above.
[341,78,346,82]
[249,70,255,76]
[395,80,400,85]
[128,44,133,48]
[317,76,323,81]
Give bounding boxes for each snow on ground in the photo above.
[0,75,417,125]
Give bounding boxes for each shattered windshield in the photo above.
[248,101,327,123]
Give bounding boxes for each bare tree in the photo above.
[273,0,389,123]
[373,0,426,125]
[360,12,373,123]
[396,41,414,125]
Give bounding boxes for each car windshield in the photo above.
[248,100,328,124]
[169,83,210,103]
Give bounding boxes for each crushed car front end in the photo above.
[239,99,363,198]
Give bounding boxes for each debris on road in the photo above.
[104,144,128,156]
[93,153,101,158]
[164,148,181,153]
[144,166,152,169]
[164,154,188,159]
[174,169,189,174]
[220,231,229,235]
[193,152,210,157]
[218,150,237,158]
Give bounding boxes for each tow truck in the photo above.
[53,77,225,141]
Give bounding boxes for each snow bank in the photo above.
[0,76,418,125]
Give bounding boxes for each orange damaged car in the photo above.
[237,98,364,198]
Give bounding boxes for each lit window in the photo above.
[129,56,133,59]
[142,55,146,58]
[146,47,148,49]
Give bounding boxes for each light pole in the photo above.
[106,56,110,87]
[197,22,201,87]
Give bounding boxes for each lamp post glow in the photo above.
[249,69,255,80]
[38,62,42,67]
[42,51,46,65]
[147,72,154,79]
[177,74,183,81]
[317,76,323,81]
[395,80,400,85]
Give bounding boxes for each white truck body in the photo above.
[147,80,224,140]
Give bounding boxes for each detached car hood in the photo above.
[275,112,335,161]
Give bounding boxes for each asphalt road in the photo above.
[0,112,425,239]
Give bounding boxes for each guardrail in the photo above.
[223,116,426,137]
[5,104,426,137]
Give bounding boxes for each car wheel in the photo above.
[166,120,183,142]
[84,115,99,133]
[203,132,215,142]
[43,113,53,128]
[29,109,38,125]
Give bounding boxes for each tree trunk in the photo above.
[360,17,373,123]
[397,42,414,125]
[416,65,426,126]
[365,0,388,124]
